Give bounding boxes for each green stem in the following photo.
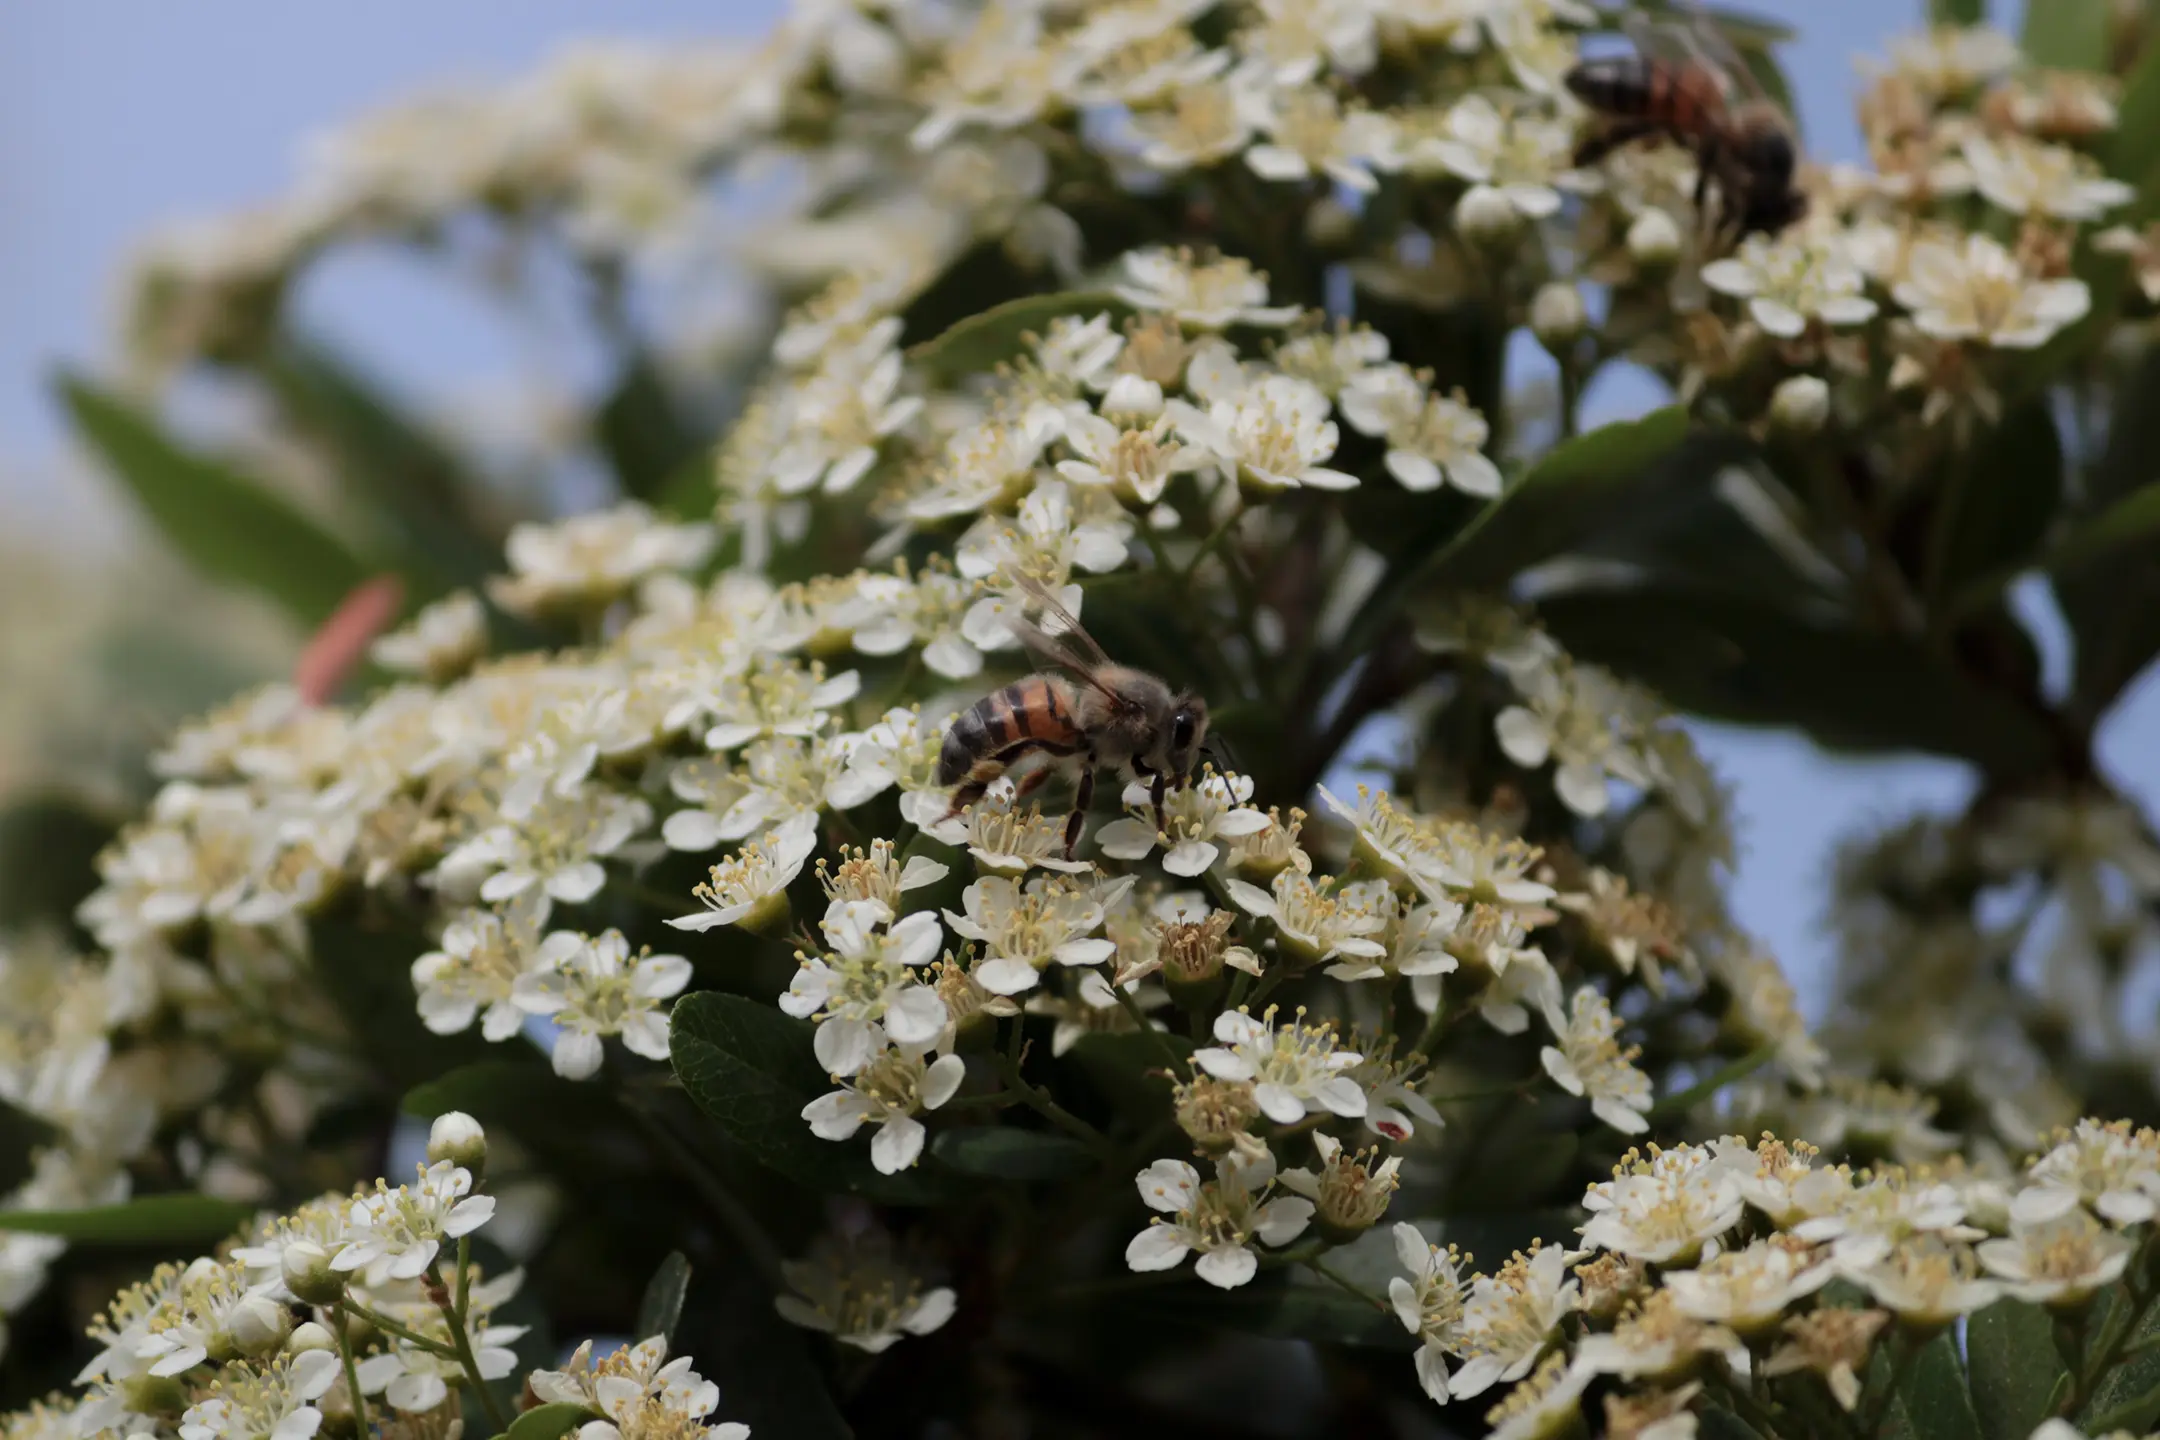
[1407,997,1449,1061]
[993,1048,1116,1158]
[334,1309,372,1440]
[1108,983,1188,1074]
[1306,1257,1389,1314]
[454,1234,473,1325]
[1645,1043,1778,1123]
[427,1259,512,1433]
[340,1299,459,1358]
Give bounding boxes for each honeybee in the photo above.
[936,579,1210,859]
[1566,11,1807,243]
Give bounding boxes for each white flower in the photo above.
[371,590,487,681]
[1131,76,1255,171]
[1540,988,1653,1134]
[1794,1172,1979,1270]
[135,1258,291,1377]
[1892,233,2091,349]
[1977,1208,2133,1306]
[411,892,549,1041]
[957,783,1095,876]
[699,661,860,752]
[781,903,947,1075]
[775,1225,956,1353]
[1495,662,1658,819]
[945,874,1118,996]
[511,929,692,1080]
[667,814,819,932]
[1026,968,1170,1055]
[1663,1237,1834,1333]
[1338,367,1502,497]
[1238,87,1397,193]
[530,1335,718,1417]
[331,1160,494,1287]
[1448,1244,1579,1400]
[1417,95,1573,218]
[1700,233,1878,339]
[1114,247,1300,330]
[2015,1119,2160,1226]
[1097,772,1271,875]
[1193,1006,1366,1123]
[1390,1223,1468,1403]
[1174,375,1358,493]
[803,1046,966,1173]
[1056,410,1207,507]
[179,1353,341,1440]
[1579,1142,1744,1264]
[1963,134,2132,221]
[435,789,652,912]
[1848,1234,2001,1328]
[1223,867,1394,967]
[765,325,922,496]
[359,1314,524,1413]
[1125,1152,1313,1289]
[1330,896,1462,986]
[955,478,1132,595]
[489,502,715,616]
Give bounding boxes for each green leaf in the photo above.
[0,1193,254,1245]
[2111,35,2160,183]
[57,371,374,626]
[676,1272,854,1440]
[931,1127,1096,1180]
[669,991,942,1203]
[309,908,494,1093]
[1068,1030,1194,1123]
[401,1059,578,1121]
[503,1403,602,1440]
[1967,1300,2070,1440]
[1136,1268,1413,1350]
[1927,0,1984,27]
[1882,1332,1983,1440]
[1537,586,2060,776]
[2080,1286,2160,1432]
[2053,342,2160,721]
[2022,0,2112,71]
[596,355,703,501]
[1933,401,2064,611]
[0,791,117,935]
[907,291,1134,388]
[635,1252,693,1345]
[1417,406,1693,592]
[259,339,503,595]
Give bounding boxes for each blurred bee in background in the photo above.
[937,579,1210,859]
[1566,9,1808,243]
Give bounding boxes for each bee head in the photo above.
[1167,693,1210,778]
[1737,125,1797,185]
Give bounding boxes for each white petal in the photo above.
[815,1018,877,1076]
[1194,1245,1259,1289]
[885,985,950,1045]
[662,810,726,852]
[552,1032,604,1080]
[871,1116,926,1173]
[1493,707,1551,767]
[1125,1225,1192,1272]
[1096,817,1160,860]
[803,1092,870,1141]
[1137,1157,1201,1211]
[1254,1083,1308,1124]
[1254,1196,1315,1247]
[922,1054,967,1109]
[973,957,1041,996]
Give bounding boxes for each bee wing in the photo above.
[1003,578,1144,713]
[1671,2,1796,126]
[1617,9,1736,109]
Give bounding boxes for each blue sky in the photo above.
[11,0,2147,1016]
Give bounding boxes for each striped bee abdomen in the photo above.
[937,677,1085,813]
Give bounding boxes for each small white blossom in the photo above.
[1448,1244,1580,1400]
[1700,233,1878,339]
[1540,988,1653,1134]
[1125,1152,1313,1289]
[1338,367,1502,497]
[1193,1006,1365,1123]
[512,929,692,1080]
[1114,247,1300,330]
[1097,772,1271,875]
[1390,1223,1469,1404]
[331,1160,494,1287]
[1175,374,1358,494]
[782,902,947,1075]
[667,814,819,932]
[945,874,1119,996]
[803,1046,966,1174]
[371,591,487,682]
[489,503,715,616]
[1892,233,2091,349]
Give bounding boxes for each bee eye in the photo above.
[1172,713,1194,750]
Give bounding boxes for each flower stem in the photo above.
[993,1047,1116,1159]
[333,1308,372,1440]
[1645,1043,1778,1123]
[1305,1256,1388,1314]
[427,1259,512,1433]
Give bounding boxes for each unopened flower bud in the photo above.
[1530,283,1587,352]
[1455,184,1524,247]
[1172,1074,1262,1156]
[1768,374,1831,435]
[1626,208,1684,273]
[124,1375,191,1416]
[288,1321,338,1356]
[1279,1134,1401,1245]
[1160,912,1234,1011]
[427,1110,488,1181]
[230,1293,293,1358]
[1100,372,1165,423]
[283,1240,348,1307]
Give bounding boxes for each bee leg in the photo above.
[1013,767,1055,802]
[1150,771,1168,834]
[1064,760,1097,860]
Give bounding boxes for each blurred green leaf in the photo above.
[58,371,373,626]
[1698,1409,1770,1440]
[260,338,503,595]
[503,1403,600,1440]
[0,1194,252,1245]
[931,1127,1095,1180]
[1927,0,1985,26]
[1538,586,2059,775]
[669,992,942,1203]
[597,355,703,502]
[907,291,1134,388]
[0,792,116,936]
[2080,1284,2160,1432]
[2053,343,2160,721]
[2112,35,2160,182]
[1137,1269,1412,1350]
[1069,1030,1193,1123]
[1933,400,2064,611]
[1967,1300,2068,1440]
[2023,0,2112,71]
[676,1272,854,1440]
[1880,1331,1982,1440]
[635,1252,693,1345]
[1417,406,1693,593]
[310,907,494,1093]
